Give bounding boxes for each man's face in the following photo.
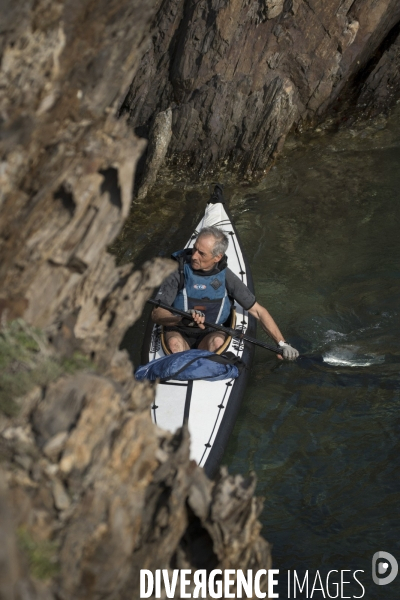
[191,235,222,271]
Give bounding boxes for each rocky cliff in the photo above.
[1,367,271,599]
[122,0,400,186]
[1,0,400,598]
[0,1,271,598]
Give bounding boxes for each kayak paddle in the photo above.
[147,298,284,356]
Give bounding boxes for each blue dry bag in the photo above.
[135,350,244,382]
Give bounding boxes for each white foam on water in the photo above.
[323,355,384,367]
[324,329,347,342]
[323,347,385,367]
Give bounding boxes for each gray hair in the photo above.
[197,226,229,257]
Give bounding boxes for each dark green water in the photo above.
[223,111,400,599]
[118,108,400,599]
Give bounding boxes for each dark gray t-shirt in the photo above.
[155,266,256,310]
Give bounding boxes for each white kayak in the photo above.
[142,195,256,477]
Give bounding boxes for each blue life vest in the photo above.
[135,350,243,382]
[171,250,231,325]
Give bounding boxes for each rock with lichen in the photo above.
[0,2,273,598]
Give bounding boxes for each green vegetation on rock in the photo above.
[17,528,60,580]
[0,320,94,417]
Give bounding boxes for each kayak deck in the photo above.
[143,198,256,477]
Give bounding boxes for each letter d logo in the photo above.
[372,551,398,585]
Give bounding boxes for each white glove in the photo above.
[278,340,299,360]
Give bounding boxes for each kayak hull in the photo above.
[142,198,256,477]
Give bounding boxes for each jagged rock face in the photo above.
[123,0,400,178]
[1,373,271,600]
[137,108,173,199]
[357,24,400,116]
[2,1,400,598]
[0,0,176,378]
[0,2,274,598]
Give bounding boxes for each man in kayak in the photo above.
[152,191,299,361]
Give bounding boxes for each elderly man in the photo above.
[152,217,299,360]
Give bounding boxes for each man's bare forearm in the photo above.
[248,301,299,360]
[248,302,285,344]
[152,307,182,326]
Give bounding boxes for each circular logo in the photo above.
[372,551,398,586]
[193,284,206,290]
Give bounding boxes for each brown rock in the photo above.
[43,432,69,462]
[264,0,284,20]
[0,0,172,372]
[31,376,87,448]
[122,0,400,177]
[0,297,29,322]
[51,477,71,512]
[137,107,173,199]
[357,26,400,116]
[0,0,286,597]
[0,471,20,599]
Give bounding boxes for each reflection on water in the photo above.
[224,108,400,599]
